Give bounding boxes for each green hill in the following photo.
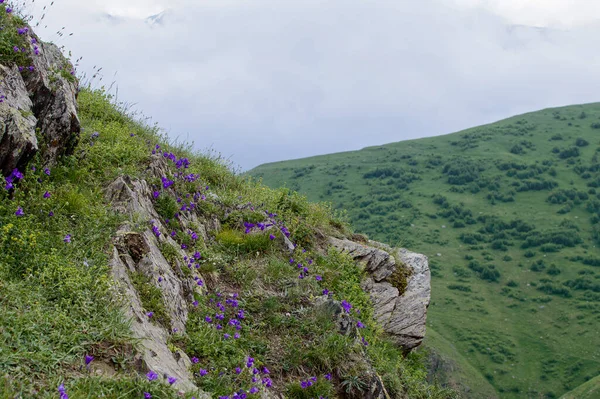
[560,374,600,399]
[250,103,600,398]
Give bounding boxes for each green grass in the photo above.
[0,86,454,398]
[559,374,600,399]
[250,102,600,398]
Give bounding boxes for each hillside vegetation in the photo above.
[0,84,457,398]
[559,373,600,399]
[250,103,600,398]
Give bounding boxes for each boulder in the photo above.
[0,29,80,176]
[328,237,431,350]
[0,64,37,175]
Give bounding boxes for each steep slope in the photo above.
[250,103,600,398]
[559,374,600,399]
[0,7,454,398]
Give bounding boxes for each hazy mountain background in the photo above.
[22,0,600,169]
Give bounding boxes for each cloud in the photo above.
[450,0,600,28]
[28,0,600,169]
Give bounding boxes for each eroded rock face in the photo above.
[105,175,210,395]
[0,30,80,176]
[328,237,431,350]
[0,64,38,175]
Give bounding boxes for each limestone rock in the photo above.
[0,29,80,175]
[24,38,81,165]
[105,175,211,395]
[0,64,37,175]
[328,237,431,350]
[110,245,200,393]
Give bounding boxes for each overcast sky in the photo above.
[22,0,600,170]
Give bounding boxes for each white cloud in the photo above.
[449,0,600,28]
[24,0,600,169]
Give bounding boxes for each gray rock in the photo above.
[105,176,210,395]
[328,237,395,282]
[328,237,431,350]
[110,244,204,394]
[24,39,81,165]
[0,30,80,176]
[0,64,38,175]
[386,248,431,350]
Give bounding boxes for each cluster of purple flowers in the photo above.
[161,176,174,189]
[129,133,366,395]
[4,168,23,190]
[242,210,292,243]
[58,383,68,399]
[201,292,245,340]
[300,376,318,388]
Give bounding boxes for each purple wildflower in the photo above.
[341,300,352,313]
[191,357,199,364]
[48,211,54,217]
[315,275,322,281]
[58,383,69,399]
[269,234,275,240]
[144,393,152,399]
[15,207,24,216]
[357,321,365,328]
[146,311,154,318]
[146,370,158,381]
[11,169,23,180]
[63,234,71,243]
[43,191,51,198]
[199,369,208,376]
[325,373,332,380]
[6,7,12,13]
[44,168,50,176]
[249,386,259,394]
[85,355,94,365]
[167,376,177,385]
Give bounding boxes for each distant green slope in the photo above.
[560,374,600,399]
[424,327,498,399]
[250,103,600,398]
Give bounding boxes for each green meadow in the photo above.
[250,103,600,398]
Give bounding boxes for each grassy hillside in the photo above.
[0,86,458,398]
[250,103,600,398]
[559,374,600,399]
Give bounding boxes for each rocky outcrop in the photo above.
[105,173,209,396]
[328,237,431,350]
[0,64,38,175]
[0,28,80,176]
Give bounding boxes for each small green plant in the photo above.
[388,263,411,295]
[129,271,171,328]
[340,375,369,397]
